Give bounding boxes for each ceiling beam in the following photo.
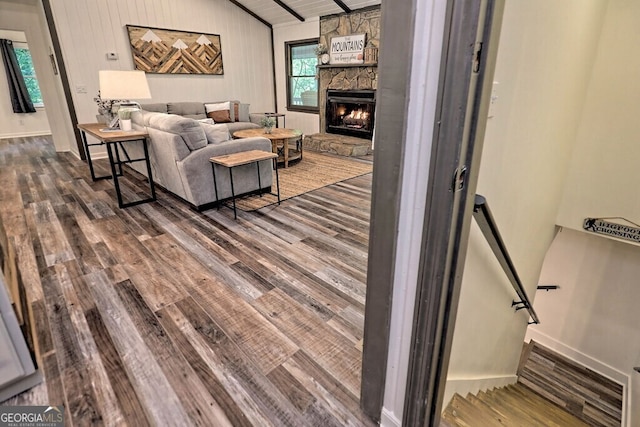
[272,0,305,22]
[332,0,352,13]
[226,0,272,28]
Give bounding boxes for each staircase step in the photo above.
[441,342,622,426]
[499,384,588,427]
[485,386,566,427]
[509,383,590,426]
[439,415,457,427]
[465,393,508,425]
[441,394,477,427]
[518,341,623,426]
[450,393,505,427]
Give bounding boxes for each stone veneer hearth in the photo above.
[304,6,380,156]
[304,133,371,157]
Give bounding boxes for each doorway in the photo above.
[361,0,504,425]
[0,29,51,138]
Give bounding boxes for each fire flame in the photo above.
[348,110,369,120]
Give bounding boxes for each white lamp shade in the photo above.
[99,70,151,100]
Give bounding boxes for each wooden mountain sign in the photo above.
[126,25,224,75]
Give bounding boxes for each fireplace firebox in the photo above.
[326,89,376,140]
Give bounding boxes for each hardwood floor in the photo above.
[0,135,375,426]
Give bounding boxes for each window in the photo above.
[286,39,318,113]
[13,42,43,107]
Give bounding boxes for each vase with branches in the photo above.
[94,90,125,123]
[314,44,327,55]
[260,116,276,134]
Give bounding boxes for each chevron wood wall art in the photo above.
[126,25,224,75]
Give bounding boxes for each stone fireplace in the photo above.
[304,6,380,155]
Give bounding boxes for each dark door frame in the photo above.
[360,0,418,419]
[361,0,504,423]
[40,0,85,159]
[402,0,505,425]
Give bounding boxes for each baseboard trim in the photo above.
[380,408,401,427]
[88,152,108,160]
[525,328,630,427]
[0,131,52,139]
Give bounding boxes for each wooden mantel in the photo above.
[317,63,377,69]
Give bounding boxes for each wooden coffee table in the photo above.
[233,128,302,168]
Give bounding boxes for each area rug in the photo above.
[234,150,373,211]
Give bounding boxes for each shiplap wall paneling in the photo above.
[48,0,275,130]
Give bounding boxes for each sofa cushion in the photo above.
[147,114,207,151]
[167,102,207,119]
[132,110,167,127]
[200,123,230,144]
[139,103,168,113]
[226,121,261,134]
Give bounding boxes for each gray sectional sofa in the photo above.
[125,101,273,210]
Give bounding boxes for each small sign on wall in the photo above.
[583,217,640,243]
[330,34,366,65]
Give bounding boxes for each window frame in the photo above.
[285,38,319,114]
[13,41,44,108]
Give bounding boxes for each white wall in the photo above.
[530,7,640,423]
[272,18,320,136]
[557,0,640,238]
[48,0,275,155]
[527,228,637,426]
[444,0,609,405]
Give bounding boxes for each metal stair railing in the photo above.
[473,194,540,324]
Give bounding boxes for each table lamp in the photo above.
[98,70,151,129]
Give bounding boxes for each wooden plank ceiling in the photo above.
[227,0,381,26]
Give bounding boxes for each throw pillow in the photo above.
[232,101,240,122]
[197,118,215,125]
[200,123,230,144]
[205,102,232,123]
[227,100,241,122]
[238,103,250,122]
[207,110,232,123]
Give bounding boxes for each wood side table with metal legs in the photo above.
[78,123,156,208]
[210,150,280,219]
